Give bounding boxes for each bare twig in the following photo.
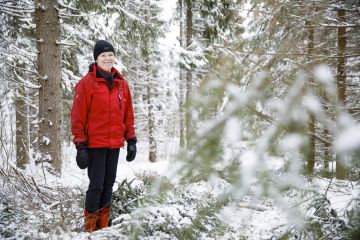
[30,176,54,202]
[324,177,333,196]
[12,166,34,192]
[5,62,46,80]
[0,167,31,200]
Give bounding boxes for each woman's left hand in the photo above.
[126,139,137,162]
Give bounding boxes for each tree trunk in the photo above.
[35,0,63,174]
[323,126,331,172]
[336,8,347,179]
[185,0,193,149]
[179,0,185,148]
[147,67,157,163]
[306,20,316,175]
[10,16,29,169]
[15,86,29,169]
[320,89,332,175]
[29,87,39,160]
[145,0,157,162]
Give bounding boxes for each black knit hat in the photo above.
[93,40,115,60]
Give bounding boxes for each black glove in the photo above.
[126,139,137,162]
[75,143,89,169]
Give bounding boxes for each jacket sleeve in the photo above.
[123,81,137,140]
[71,78,91,144]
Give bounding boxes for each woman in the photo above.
[71,40,137,232]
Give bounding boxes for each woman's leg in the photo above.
[85,148,107,213]
[97,148,119,229]
[99,148,120,208]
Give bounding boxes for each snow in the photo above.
[156,0,177,22]
[223,116,242,142]
[314,64,335,85]
[302,94,323,115]
[1,1,360,239]
[335,124,360,153]
[312,178,360,216]
[218,200,288,240]
[239,150,258,187]
[280,133,307,151]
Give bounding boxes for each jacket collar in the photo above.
[91,63,124,83]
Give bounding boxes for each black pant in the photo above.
[85,148,119,213]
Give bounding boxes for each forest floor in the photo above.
[0,142,359,239]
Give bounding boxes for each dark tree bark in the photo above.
[35,0,63,173]
[145,0,157,162]
[185,0,193,149]
[15,86,29,169]
[306,20,316,175]
[10,16,30,169]
[179,0,185,148]
[336,8,347,179]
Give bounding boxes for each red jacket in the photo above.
[71,64,136,148]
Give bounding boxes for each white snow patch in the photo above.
[281,133,307,151]
[335,124,360,153]
[42,136,50,145]
[314,64,334,85]
[302,94,323,115]
[224,117,242,142]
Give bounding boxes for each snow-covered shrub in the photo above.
[0,166,85,238]
[0,203,24,238]
[307,194,347,239]
[284,193,347,240]
[107,178,232,239]
[111,178,147,222]
[346,196,360,240]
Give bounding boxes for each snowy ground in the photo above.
[1,140,358,239]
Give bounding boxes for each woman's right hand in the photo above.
[76,144,89,169]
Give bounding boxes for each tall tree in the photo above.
[0,0,36,169]
[185,0,193,149]
[35,0,62,173]
[144,0,157,162]
[15,72,29,169]
[179,0,186,148]
[11,15,30,169]
[336,6,347,179]
[306,19,316,175]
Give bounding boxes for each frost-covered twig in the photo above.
[111,2,147,25]
[213,44,360,59]
[5,62,46,80]
[12,166,34,191]
[324,177,333,196]
[237,202,267,212]
[0,167,31,200]
[55,40,77,46]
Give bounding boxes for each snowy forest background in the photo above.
[0,0,360,239]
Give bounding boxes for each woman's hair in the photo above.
[88,62,95,72]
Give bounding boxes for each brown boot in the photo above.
[84,209,98,232]
[97,206,110,229]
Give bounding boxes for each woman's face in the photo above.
[96,51,115,72]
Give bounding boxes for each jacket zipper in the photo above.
[109,93,111,147]
[118,87,123,111]
[85,95,93,136]
[118,94,121,110]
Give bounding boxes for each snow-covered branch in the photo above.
[5,62,47,80]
